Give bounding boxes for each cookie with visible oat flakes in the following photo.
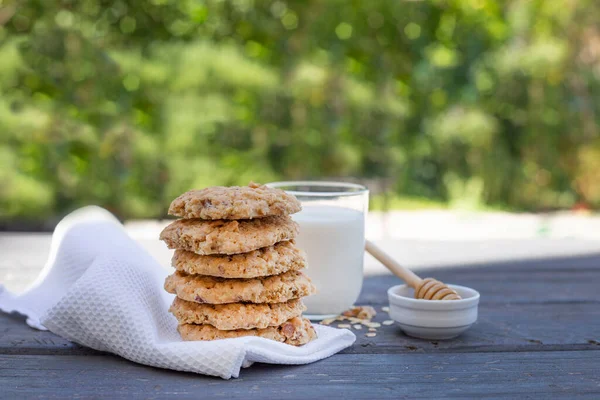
[171,240,306,278]
[178,317,317,346]
[164,270,316,304]
[168,182,301,220]
[169,297,306,330]
[159,215,299,255]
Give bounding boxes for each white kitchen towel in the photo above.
[0,206,356,379]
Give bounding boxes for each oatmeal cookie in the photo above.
[168,182,301,220]
[164,270,316,304]
[159,215,299,255]
[178,317,317,346]
[169,297,306,330]
[171,240,306,278]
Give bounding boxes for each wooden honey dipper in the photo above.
[365,240,461,300]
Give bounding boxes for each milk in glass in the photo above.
[292,205,365,318]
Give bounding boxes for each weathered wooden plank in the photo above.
[2,301,599,357]
[2,256,600,356]
[1,351,599,399]
[0,313,96,355]
[347,256,600,354]
[358,255,600,306]
[339,302,600,354]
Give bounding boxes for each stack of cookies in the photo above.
[159,182,317,346]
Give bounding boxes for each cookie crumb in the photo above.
[365,322,381,328]
[366,333,377,337]
[382,306,390,312]
[368,328,377,332]
[382,320,395,326]
[353,324,362,330]
[338,324,351,329]
[343,306,377,320]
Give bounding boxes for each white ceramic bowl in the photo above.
[387,284,480,340]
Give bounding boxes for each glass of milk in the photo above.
[267,181,368,319]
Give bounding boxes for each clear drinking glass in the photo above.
[266,181,369,319]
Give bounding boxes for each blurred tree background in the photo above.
[1,0,599,223]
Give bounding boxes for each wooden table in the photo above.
[1,254,599,399]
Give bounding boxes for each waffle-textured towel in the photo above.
[0,207,355,379]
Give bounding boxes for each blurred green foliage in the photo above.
[1,0,600,220]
